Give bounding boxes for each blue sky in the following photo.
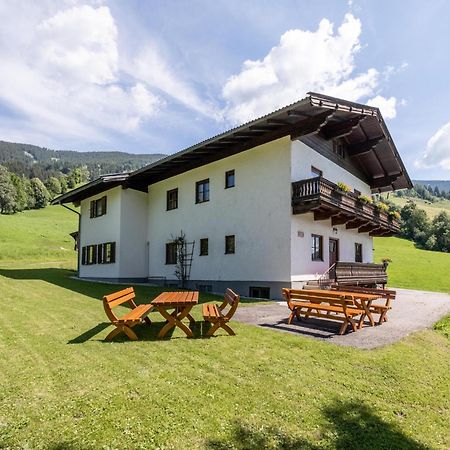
[0,0,450,179]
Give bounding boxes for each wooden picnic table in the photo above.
[151,291,199,339]
[302,288,381,327]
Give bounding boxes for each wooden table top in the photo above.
[151,291,199,306]
[302,289,380,300]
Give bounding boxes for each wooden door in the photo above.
[329,238,339,278]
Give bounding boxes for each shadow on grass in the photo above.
[0,267,265,305]
[68,316,223,343]
[206,401,429,450]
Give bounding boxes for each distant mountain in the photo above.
[0,140,166,180]
[413,180,450,191]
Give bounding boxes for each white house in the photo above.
[53,93,412,299]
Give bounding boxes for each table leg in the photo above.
[157,305,195,339]
[362,299,375,327]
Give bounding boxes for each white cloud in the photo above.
[36,5,118,84]
[416,122,450,170]
[367,95,397,119]
[222,13,397,124]
[131,47,220,119]
[0,3,163,145]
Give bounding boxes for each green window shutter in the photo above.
[90,201,95,218]
[97,244,103,264]
[81,246,87,265]
[92,245,98,264]
[102,196,107,215]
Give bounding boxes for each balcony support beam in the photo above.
[321,116,364,140]
[332,214,353,226]
[358,224,380,233]
[348,136,384,158]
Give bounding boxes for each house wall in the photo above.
[290,139,373,283]
[146,137,293,296]
[79,186,122,278]
[119,189,149,278]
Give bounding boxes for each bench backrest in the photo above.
[332,285,396,299]
[219,288,240,320]
[282,288,356,309]
[103,287,138,323]
[335,262,387,285]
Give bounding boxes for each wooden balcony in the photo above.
[291,177,399,236]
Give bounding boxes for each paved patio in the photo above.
[235,288,450,349]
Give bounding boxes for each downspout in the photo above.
[59,203,81,278]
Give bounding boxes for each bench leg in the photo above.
[122,325,139,341]
[105,326,123,342]
[288,310,296,324]
[221,323,235,336]
[338,320,348,335]
[143,316,152,326]
[206,321,221,337]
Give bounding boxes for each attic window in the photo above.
[333,139,346,159]
[90,196,107,218]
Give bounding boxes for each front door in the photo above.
[329,238,339,278]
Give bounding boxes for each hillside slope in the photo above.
[374,236,450,293]
[0,140,166,180]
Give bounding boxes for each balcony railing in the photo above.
[291,177,399,235]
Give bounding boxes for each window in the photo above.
[81,244,97,265]
[311,234,323,261]
[333,139,346,158]
[198,284,212,293]
[225,235,235,254]
[225,170,235,188]
[311,166,322,178]
[355,243,363,263]
[82,242,116,265]
[98,242,116,264]
[166,188,178,210]
[195,179,210,203]
[199,238,208,256]
[249,287,270,299]
[90,196,107,218]
[165,242,177,265]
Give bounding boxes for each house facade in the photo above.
[54,93,412,299]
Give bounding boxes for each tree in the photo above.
[10,174,29,212]
[59,176,68,194]
[45,176,62,199]
[0,165,17,214]
[30,178,50,208]
[431,211,450,253]
[400,201,430,247]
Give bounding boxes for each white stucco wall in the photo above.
[79,186,122,278]
[147,137,292,283]
[290,140,374,282]
[119,189,149,278]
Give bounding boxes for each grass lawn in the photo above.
[0,207,449,449]
[374,237,450,294]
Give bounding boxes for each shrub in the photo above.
[376,202,389,212]
[358,194,373,204]
[336,181,351,193]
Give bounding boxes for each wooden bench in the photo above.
[103,287,153,341]
[331,285,396,324]
[282,288,365,335]
[202,288,240,336]
[334,262,388,288]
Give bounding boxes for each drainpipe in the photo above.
[59,203,81,278]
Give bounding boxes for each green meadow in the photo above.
[0,206,449,449]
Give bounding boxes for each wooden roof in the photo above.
[53,92,412,205]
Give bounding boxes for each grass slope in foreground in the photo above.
[0,207,449,449]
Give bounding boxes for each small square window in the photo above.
[333,139,346,158]
[225,235,235,254]
[225,170,235,188]
[166,188,178,210]
[196,179,210,203]
[90,196,107,218]
[355,243,363,263]
[311,234,323,261]
[165,242,177,265]
[249,287,270,299]
[200,238,208,256]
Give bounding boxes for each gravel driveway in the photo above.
[234,288,450,349]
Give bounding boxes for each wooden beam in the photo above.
[348,136,384,158]
[346,219,367,229]
[358,224,379,233]
[332,215,352,226]
[267,119,291,125]
[313,209,339,221]
[370,174,402,189]
[249,125,277,131]
[287,110,309,117]
[321,116,363,140]
[290,111,335,140]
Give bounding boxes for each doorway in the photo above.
[329,238,339,278]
